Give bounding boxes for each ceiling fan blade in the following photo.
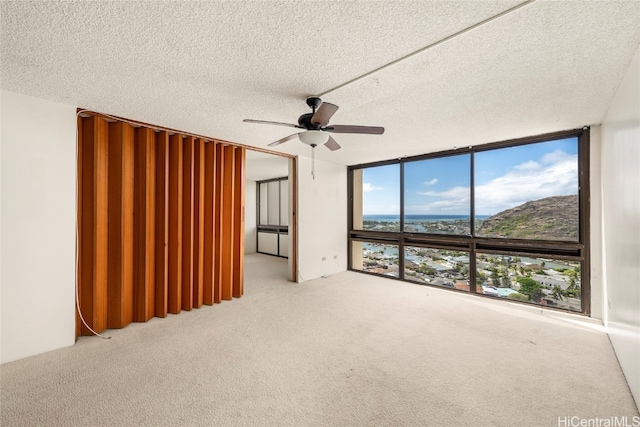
[311,102,339,126]
[325,125,385,135]
[268,133,300,147]
[243,119,302,129]
[324,136,341,151]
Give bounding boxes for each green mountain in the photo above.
[477,195,578,240]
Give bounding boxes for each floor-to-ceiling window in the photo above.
[348,128,589,313]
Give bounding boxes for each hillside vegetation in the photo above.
[477,195,578,240]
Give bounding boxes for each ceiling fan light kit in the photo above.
[298,130,328,146]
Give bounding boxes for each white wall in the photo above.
[589,126,603,320]
[600,45,640,406]
[244,179,257,254]
[1,90,77,363]
[295,155,348,281]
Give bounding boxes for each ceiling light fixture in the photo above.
[298,131,328,180]
[298,130,329,146]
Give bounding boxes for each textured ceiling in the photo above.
[2,0,640,179]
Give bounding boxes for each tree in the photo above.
[507,292,529,302]
[477,270,487,283]
[551,285,565,301]
[564,277,580,297]
[500,274,511,288]
[517,277,544,302]
[490,269,500,286]
[565,269,578,280]
[416,263,436,276]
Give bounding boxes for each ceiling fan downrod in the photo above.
[306,96,322,115]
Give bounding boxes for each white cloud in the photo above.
[542,149,573,164]
[417,186,469,200]
[424,178,438,186]
[408,150,578,215]
[411,186,470,213]
[514,160,539,171]
[363,182,383,192]
[475,151,578,214]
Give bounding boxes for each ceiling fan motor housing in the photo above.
[298,113,321,130]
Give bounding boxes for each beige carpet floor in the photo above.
[1,253,638,426]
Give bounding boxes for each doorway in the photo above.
[244,150,297,281]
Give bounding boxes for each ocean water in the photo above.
[363,214,489,222]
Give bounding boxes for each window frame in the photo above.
[347,128,590,314]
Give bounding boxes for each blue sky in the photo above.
[361,163,400,214]
[362,137,578,215]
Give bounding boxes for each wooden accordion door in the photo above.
[77,113,245,336]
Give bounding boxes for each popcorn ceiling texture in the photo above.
[1,0,640,169]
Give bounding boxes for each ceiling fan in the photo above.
[243,97,384,151]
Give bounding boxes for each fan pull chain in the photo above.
[311,144,316,180]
